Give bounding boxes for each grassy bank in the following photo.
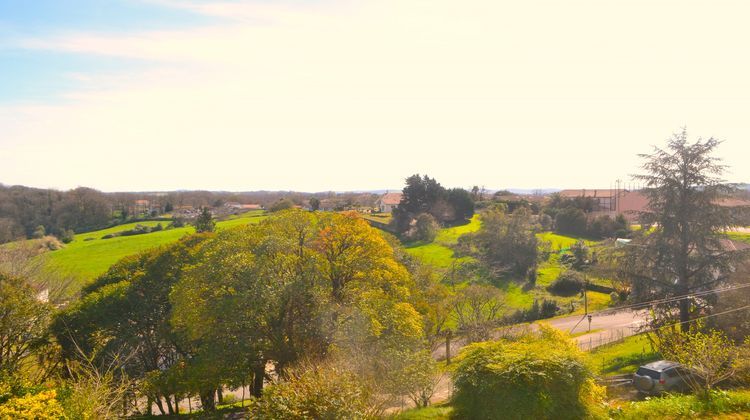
[41,211,267,293]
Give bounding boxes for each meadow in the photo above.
[404,218,612,312]
[41,211,267,294]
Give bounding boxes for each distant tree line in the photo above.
[0,184,383,244]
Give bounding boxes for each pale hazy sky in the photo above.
[1,0,749,192]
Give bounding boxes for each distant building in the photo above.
[376,192,403,213]
[557,189,648,221]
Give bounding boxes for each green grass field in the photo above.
[404,215,481,269]
[41,211,267,293]
[403,217,612,312]
[589,334,660,375]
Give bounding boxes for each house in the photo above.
[377,192,402,213]
[558,189,649,222]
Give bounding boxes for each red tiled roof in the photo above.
[379,192,402,205]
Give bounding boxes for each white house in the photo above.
[376,192,402,213]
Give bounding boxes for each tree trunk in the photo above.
[165,395,174,415]
[217,387,224,404]
[200,389,216,411]
[679,295,690,332]
[252,363,265,398]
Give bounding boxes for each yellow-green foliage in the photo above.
[451,326,604,420]
[252,363,374,419]
[610,389,750,419]
[0,390,65,420]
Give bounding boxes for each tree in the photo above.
[393,175,474,231]
[193,207,215,233]
[465,207,539,278]
[554,207,587,236]
[452,284,504,342]
[654,327,742,397]
[51,235,211,415]
[269,198,295,212]
[446,188,475,221]
[414,213,439,242]
[624,130,748,330]
[164,202,174,213]
[309,197,320,211]
[0,272,52,377]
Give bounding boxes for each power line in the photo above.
[588,282,750,317]
[569,282,750,333]
[632,304,750,336]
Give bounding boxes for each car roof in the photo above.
[642,360,681,371]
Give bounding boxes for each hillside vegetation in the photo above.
[39,211,267,293]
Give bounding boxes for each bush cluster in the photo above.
[252,363,374,419]
[452,327,604,420]
[547,270,585,296]
[101,223,163,239]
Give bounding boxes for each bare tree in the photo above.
[453,284,505,342]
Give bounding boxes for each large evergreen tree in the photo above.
[623,130,749,330]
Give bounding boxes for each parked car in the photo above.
[632,360,696,394]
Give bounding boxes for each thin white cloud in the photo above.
[2,0,750,191]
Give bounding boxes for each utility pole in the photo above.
[445,330,452,365]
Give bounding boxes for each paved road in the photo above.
[544,309,649,350]
[432,309,649,361]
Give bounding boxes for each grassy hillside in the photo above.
[404,215,481,268]
[404,216,612,312]
[41,211,267,293]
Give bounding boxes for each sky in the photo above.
[1,0,750,193]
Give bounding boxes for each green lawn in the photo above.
[41,211,267,294]
[589,334,660,375]
[390,404,453,420]
[404,215,481,269]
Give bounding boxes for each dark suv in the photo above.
[633,360,695,394]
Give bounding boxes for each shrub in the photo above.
[32,225,46,239]
[547,270,585,296]
[524,299,559,321]
[555,207,587,236]
[60,229,75,244]
[452,326,604,420]
[0,390,65,420]
[610,389,750,419]
[415,213,439,243]
[252,363,375,419]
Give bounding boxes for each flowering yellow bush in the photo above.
[0,390,66,420]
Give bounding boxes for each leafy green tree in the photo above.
[654,327,742,397]
[465,207,539,278]
[193,207,215,233]
[622,131,748,329]
[414,213,439,242]
[569,240,589,270]
[446,188,475,221]
[0,272,52,377]
[269,198,295,212]
[309,197,320,211]
[554,207,587,236]
[51,235,211,415]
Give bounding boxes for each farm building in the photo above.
[558,189,648,221]
[376,192,402,213]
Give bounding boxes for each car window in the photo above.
[636,367,660,379]
[665,369,679,378]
